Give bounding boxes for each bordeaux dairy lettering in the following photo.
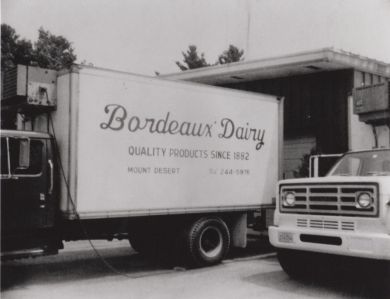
[100,104,127,130]
[100,104,212,138]
[219,118,265,150]
[100,104,266,150]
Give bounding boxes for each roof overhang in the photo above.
[162,48,390,85]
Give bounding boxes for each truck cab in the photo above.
[1,130,60,258]
[269,148,390,277]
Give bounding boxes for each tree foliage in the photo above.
[175,45,210,71]
[1,24,34,70]
[218,45,244,64]
[176,44,244,71]
[1,24,77,71]
[34,27,76,70]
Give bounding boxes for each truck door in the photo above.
[1,137,55,243]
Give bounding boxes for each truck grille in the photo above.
[296,218,356,231]
[280,183,378,217]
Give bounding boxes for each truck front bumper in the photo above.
[269,226,390,260]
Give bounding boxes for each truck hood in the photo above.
[280,176,389,184]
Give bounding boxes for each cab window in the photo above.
[8,138,44,176]
[1,137,9,175]
[330,150,390,176]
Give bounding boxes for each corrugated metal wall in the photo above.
[349,71,390,150]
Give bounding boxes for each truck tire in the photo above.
[277,249,311,279]
[185,217,230,267]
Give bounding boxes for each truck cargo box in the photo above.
[53,65,282,219]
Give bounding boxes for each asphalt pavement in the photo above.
[1,236,389,299]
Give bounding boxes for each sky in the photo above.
[2,0,390,76]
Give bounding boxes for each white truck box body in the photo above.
[53,66,281,219]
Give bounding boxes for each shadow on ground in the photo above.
[245,256,390,299]
[1,246,154,290]
[1,235,273,290]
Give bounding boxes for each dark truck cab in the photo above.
[1,130,60,258]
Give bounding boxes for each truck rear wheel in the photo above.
[185,217,230,267]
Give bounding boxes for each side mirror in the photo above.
[18,138,30,169]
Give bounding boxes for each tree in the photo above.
[176,45,210,71]
[1,24,77,71]
[1,24,34,70]
[217,45,244,64]
[175,44,244,71]
[34,27,76,70]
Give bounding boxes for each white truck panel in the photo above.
[56,66,280,219]
[53,72,80,213]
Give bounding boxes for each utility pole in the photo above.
[245,0,252,59]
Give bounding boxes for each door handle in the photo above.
[48,159,54,195]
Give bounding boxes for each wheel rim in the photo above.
[199,226,223,258]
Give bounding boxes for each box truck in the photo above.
[269,148,390,277]
[1,65,282,266]
[269,82,390,277]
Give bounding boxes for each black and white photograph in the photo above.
[1,1,390,298]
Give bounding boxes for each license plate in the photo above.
[278,232,294,243]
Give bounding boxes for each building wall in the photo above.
[348,71,390,150]
[223,70,353,177]
[283,137,316,178]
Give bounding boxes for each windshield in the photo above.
[329,150,390,176]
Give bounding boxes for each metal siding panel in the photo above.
[354,71,364,87]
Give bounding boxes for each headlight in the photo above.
[283,192,296,206]
[356,192,373,209]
